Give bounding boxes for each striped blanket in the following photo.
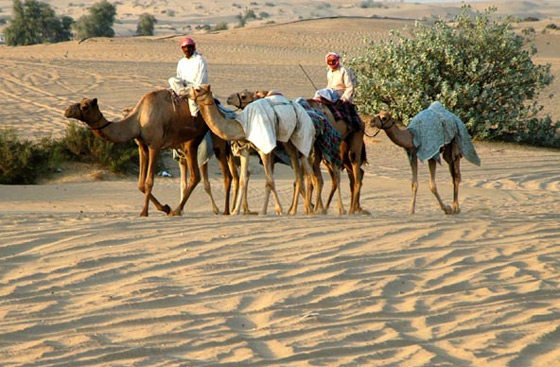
[295,97,343,168]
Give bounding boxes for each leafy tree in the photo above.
[348,6,558,146]
[4,0,74,46]
[73,0,116,39]
[136,13,157,36]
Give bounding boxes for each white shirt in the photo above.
[327,65,355,103]
[176,52,208,86]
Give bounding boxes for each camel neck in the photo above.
[94,114,140,144]
[384,122,415,150]
[197,97,246,141]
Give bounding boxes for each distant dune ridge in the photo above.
[0,1,560,366]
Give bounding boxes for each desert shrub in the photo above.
[545,23,558,30]
[521,27,535,36]
[214,21,228,31]
[60,122,139,173]
[348,5,558,146]
[136,13,157,36]
[359,0,385,9]
[73,0,116,39]
[0,123,140,184]
[259,11,270,19]
[4,0,74,46]
[0,129,59,184]
[523,16,539,22]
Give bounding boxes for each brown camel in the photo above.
[64,89,234,217]
[368,109,480,214]
[183,84,314,216]
[227,89,367,215]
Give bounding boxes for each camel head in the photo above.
[226,89,268,110]
[64,98,104,127]
[370,110,395,130]
[181,84,215,105]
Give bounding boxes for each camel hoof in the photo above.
[139,212,148,217]
[443,205,454,215]
[358,209,371,216]
[162,205,171,215]
[168,210,182,217]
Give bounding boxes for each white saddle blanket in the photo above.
[237,94,315,156]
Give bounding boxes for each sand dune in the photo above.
[1,2,560,366]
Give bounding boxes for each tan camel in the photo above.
[183,84,314,216]
[64,89,234,217]
[227,90,367,215]
[368,110,480,214]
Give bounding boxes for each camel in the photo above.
[367,106,480,214]
[64,89,235,217]
[227,89,367,215]
[183,84,314,216]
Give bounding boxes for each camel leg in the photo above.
[428,159,453,214]
[260,152,283,216]
[212,138,233,215]
[172,140,202,216]
[227,154,240,211]
[324,161,338,210]
[443,145,462,214]
[200,163,220,215]
[136,143,170,216]
[409,153,419,215]
[308,148,325,214]
[232,148,250,215]
[333,166,345,215]
[301,155,314,215]
[283,143,302,216]
[348,133,367,215]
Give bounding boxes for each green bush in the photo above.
[73,0,116,39]
[0,123,140,184]
[0,129,57,184]
[214,21,228,31]
[136,13,157,36]
[348,5,558,146]
[4,0,74,46]
[61,122,139,173]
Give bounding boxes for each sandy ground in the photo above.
[1,1,560,366]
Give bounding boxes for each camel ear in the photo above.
[92,98,98,107]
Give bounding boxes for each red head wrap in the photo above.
[326,52,340,69]
[179,37,196,49]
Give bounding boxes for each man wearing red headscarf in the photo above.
[168,37,208,116]
[325,52,356,103]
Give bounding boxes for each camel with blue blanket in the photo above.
[368,102,481,214]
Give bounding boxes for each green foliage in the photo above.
[136,13,157,36]
[0,123,139,184]
[0,129,58,184]
[359,0,385,9]
[73,0,116,39]
[214,21,228,31]
[348,5,558,146]
[4,0,74,46]
[60,122,139,173]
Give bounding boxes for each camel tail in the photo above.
[361,143,367,165]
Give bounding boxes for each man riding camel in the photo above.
[314,52,363,132]
[168,36,208,117]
